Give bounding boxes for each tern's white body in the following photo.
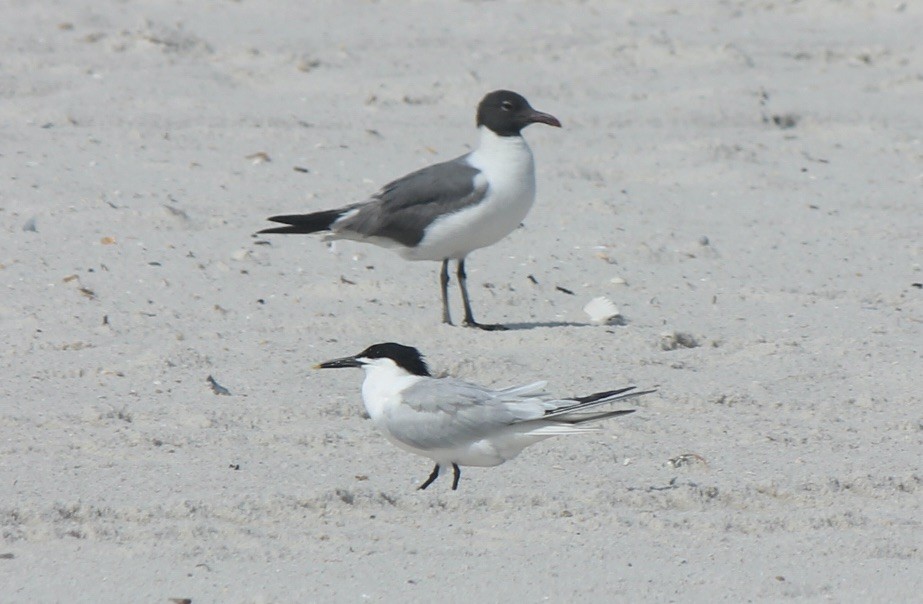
[359,358,620,468]
[318,342,651,489]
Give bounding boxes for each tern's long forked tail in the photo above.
[258,210,344,235]
[545,385,657,423]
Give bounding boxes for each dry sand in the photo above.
[2,0,921,601]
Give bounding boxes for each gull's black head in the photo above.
[476,90,561,137]
[317,342,431,377]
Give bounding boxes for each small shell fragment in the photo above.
[584,296,621,324]
[246,151,271,164]
[668,453,709,469]
[207,375,231,396]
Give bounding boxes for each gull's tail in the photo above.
[258,209,345,235]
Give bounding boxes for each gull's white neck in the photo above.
[470,126,534,169]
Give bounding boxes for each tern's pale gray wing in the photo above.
[334,155,487,247]
[384,378,549,450]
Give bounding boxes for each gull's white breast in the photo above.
[403,128,536,261]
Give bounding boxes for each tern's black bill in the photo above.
[316,356,363,369]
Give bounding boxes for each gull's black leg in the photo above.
[439,259,452,325]
[451,463,461,491]
[457,258,507,331]
[418,463,441,490]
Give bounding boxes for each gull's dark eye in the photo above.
[500,100,514,111]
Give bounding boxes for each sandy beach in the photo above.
[2,0,921,601]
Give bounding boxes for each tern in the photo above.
[317,342,654,490]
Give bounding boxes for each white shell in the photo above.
[583,296,621,324]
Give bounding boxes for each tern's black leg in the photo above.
[439,259,452,325]
[457,259,507,331]
[418,463,441,490]
[451,463,461,491]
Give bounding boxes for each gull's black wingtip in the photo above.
[257,209,343,235]
[257,225,305,235]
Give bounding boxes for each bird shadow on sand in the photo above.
[498,320,598,331]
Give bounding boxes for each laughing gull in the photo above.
[259,90,561,330]
[317,342,655,490]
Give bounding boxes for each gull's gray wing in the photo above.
[334,155,487,247]
[384,377,549,450]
